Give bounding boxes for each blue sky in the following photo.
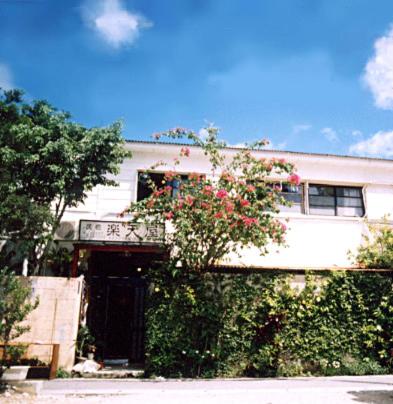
[1,0,393,157]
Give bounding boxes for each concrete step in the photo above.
[76,367,144,379]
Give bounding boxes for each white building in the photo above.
[60,140,393,270]
[54,141,393,365]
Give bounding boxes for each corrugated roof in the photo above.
[125,139,393,164]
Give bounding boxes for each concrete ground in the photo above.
[2,375,393,404]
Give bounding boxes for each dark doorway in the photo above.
[87,250,161,365]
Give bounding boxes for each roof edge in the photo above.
[125,139,393,164]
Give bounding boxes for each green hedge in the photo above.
[144,270,393,378]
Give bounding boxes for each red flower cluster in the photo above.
[180,147,190,157]
[165,211,174,220]
[216,189,228,199]
[241,216,258,227]
[288,173,301,186]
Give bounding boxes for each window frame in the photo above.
[136,170,197,202]
[308,183,365,218]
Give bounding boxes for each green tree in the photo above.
[0,267,39,372]
[0,89,130,274]
[355,217,393,269]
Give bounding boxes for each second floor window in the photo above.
[308,184,364,217]
[137,172,188,201]
[278,183,303,213]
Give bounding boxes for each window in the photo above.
[137,172,188,201]
[278,183,303,213]
[308,184,364,217]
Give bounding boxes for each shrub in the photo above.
[144,270,393,378]
[0,268,39,374]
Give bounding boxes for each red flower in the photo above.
[180,147,190,157]
[164,185,173,194]
[288,173,301,186]
[203,185,213,194]
[246,184,256,193]
[241,216,258,227]
[185,195,194,206]
[176,199,184,210]
[164,211,174,220]
[225,201,234,213]
[240,199,250,207]
[214,212,223,219]
[216,189,228,199]
[201,202,210,209]
[220,172,235,183]
[164,171,176,180]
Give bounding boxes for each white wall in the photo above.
[62,143,393,269]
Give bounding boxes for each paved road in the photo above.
[4,375,393,403]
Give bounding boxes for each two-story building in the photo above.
[53,140,393,367]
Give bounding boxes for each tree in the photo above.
[126,127,299,275]
[0,89,130,274]
[0,267,39,372]
[126,127,300,376]
[355,217,393,269]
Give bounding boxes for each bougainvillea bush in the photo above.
[126,127,298,276]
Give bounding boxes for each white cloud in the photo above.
[0,63,13,90]
[292,124,311,134]
[265,141,287,150]
[198,128,209,139]
[321,127,339,143]
[364,26,393,109]
[82,0,151,48]
[352,129,363,137]
[349,130,393,157]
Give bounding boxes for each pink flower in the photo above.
[220,172,235,183]
[164,171,176,180]
[216,189,228,199]
[180,147,190,157]
[273,184,282,192]
[246,184,256,193]
[164,185,173,194]
[280,222,287,231]
[241,216,258,227]
[225,201,234,213]
[164,211,174,220]
[203,185,213,195]
[185,195,194,206]
[288,173,301,186]
[176,199,184,210]
[201,202,210,209]
[240,199,250,207]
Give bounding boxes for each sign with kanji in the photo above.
[79,220,164,244]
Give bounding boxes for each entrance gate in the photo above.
[85,250,161,365]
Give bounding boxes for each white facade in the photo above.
[61,141,393,271]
